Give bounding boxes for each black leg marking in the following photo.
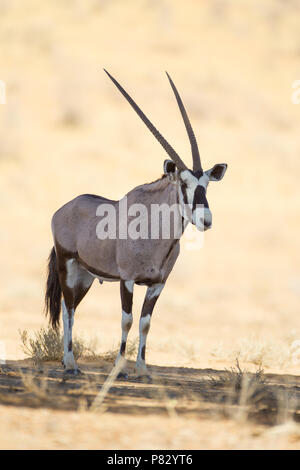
[141,345,146,361]
[118,280,134,358]
[120,341,126,355]
[120,280,133,314]
[141,291,161,318]
[116,280,134,380]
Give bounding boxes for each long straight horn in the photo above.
[166,72,202,172]
[104,69,187,170]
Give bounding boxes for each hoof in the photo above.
[117,371,128,380]
[137,374,152,384]
[63,368,82,377]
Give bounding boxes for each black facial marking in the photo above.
[181,183,188,205]
[193,185,209,210]
[192,169,204,178]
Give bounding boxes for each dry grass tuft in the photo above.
[210,359,279,424]
[19,328,97,364]
[210,359,265,390]
[19,328,138,364]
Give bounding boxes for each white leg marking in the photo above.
[121,310,133,340]
[147,283,164,299]
[135,283,164,376]
[115,310,133,370]
[62,299,77,371]
[124,280,134,293]
[136,314,151,375]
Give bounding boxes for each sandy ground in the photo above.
[0,0,300,449]
[0,359,299,450]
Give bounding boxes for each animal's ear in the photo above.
[163,159,176,175]
[206,163,227,181]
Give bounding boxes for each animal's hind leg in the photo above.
[62,299,77,372]
[115,280,134,379]
[58,257,94,373]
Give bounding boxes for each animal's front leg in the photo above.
[115,280,134,379]
[136,283,164,379]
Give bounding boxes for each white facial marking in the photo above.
[180,170,212,230]
[180,170,198,207]
[193,207,212,231]
[180,171,209,205]
[198,173,210,188]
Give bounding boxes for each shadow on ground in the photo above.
[0,360,299,426]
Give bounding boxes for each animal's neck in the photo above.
[124,175,188,241]
[142,177,187,240]
[136,175,179,205]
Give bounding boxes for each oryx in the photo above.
[45,70,227,378]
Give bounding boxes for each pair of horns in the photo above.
[104,69,202,172]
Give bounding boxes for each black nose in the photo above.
[203,220,211,231]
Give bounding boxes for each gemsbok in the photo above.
[45,70,227,378]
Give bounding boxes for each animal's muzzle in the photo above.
[203,220,212,231]
[193,207,212,231]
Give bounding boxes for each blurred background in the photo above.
[0,0,299,372]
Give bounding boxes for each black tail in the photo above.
[45,247,62,330]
